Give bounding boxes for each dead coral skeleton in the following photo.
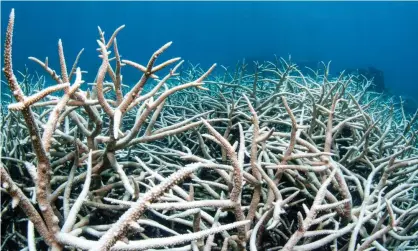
[2,8,418,251]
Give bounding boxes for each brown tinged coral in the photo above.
[3,9,62,250]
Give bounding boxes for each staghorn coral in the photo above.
[1,8,418,251]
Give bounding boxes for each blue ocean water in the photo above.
[1,1,418,110]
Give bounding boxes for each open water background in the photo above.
[1,1,418,110]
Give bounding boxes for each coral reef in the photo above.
[2,9,418,251]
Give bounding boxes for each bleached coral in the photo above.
[2,8,417,251]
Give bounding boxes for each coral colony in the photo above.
[1,8,418,251]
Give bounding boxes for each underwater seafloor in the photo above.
[1,7,418,251]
